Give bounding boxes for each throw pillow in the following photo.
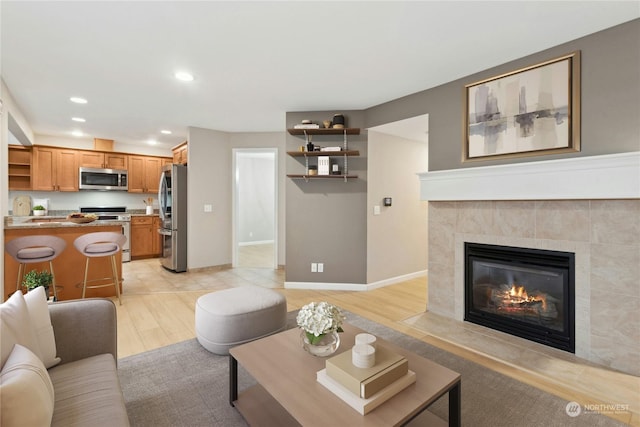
[24,287,61,368]
[0,344,55,427]
[0,291,42,369]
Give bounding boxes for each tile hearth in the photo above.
[402,311,639,425]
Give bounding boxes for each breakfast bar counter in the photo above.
[4,219,124,302]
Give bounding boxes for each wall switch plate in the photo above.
[311,263,317,272]
[204,204,213,212]
[373,205,381,215]
[317,263,324,273]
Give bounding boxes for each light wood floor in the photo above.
[115,259,638,426]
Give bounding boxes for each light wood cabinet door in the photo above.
[32,146,56,191]
[127,155,146,193]
[144,157,162,194]
[73,150,128,170]
[152,216,162,255]
[105,153,128,170]
[131,216,155,258]
[56,149,79,191]
[32,147,78,191]
[172,142,188,165]
[78,151,105,168]
[128,155,162,193]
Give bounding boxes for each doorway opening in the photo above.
[232,149,278,269]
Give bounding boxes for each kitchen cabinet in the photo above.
[130,216,155,258]
[78,150,128,170]
[128,155,163,193]
[172,141,188,165]
[130,215,162,258]
[286,128,361,181]
[32,146,79,191]
[152,216,162,256]
[8,146,32,190]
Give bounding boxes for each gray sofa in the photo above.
[48,298,130,426]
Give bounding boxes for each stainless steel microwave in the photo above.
[79,167,128,191]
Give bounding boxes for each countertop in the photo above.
[4,216,128,230]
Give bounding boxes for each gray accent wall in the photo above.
[285,111,367,284]
[365,19,640,171]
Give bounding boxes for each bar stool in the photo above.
[4,235,66,300]
[73,232,127,305]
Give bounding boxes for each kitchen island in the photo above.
[4,217,126,301]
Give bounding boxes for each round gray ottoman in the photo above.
[195,285,287,355]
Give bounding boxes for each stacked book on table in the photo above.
[316,345,416,415]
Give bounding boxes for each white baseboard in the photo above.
[238,240,274,247]
[284,270,428,291]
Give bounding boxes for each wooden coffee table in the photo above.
[229,323,461,426]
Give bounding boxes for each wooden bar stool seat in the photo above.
[73,232,127,305]
[4,235,66,300]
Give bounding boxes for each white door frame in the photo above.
[232,148,278,269]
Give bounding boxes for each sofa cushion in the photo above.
[0,291,42,368]
[0,344,55,427]
[24,287,61,368]
[48,353,130,427]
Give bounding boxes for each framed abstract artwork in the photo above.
[464,51,581,162]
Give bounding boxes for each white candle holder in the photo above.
[355,333,377,349]
[352,344,376,368]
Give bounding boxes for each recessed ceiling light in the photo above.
[148,139,158,145]
[160,130,172,135]
[72,130,83,137]
[70,97,88,104]
[72,117,86,122]
[175,71,194,82]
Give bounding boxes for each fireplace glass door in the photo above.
[465,243,575,352]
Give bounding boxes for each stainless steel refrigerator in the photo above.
[158,164,187,272]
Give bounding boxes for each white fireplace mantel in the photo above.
[418,152,640,201]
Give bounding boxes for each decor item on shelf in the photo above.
[295,120,320,130]
[323,120,331,129]
[32,205,46,216]
[318,156,330,175]
[297,301,345,357]
[306,140,314,152]
[307,165,318,176]
[22,269,53,297]
[332,114,345,129]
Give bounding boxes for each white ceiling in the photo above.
[1,1,638,149]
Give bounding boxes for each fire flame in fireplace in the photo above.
[506,284,546,310]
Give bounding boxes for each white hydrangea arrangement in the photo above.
[296,301,345,345]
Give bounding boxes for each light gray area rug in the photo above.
[118,311,623,427]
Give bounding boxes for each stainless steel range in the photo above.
[80,206,131,262]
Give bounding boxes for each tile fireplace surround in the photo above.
[419,152,640,376]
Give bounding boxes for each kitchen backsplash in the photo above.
[8,190,158,213]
